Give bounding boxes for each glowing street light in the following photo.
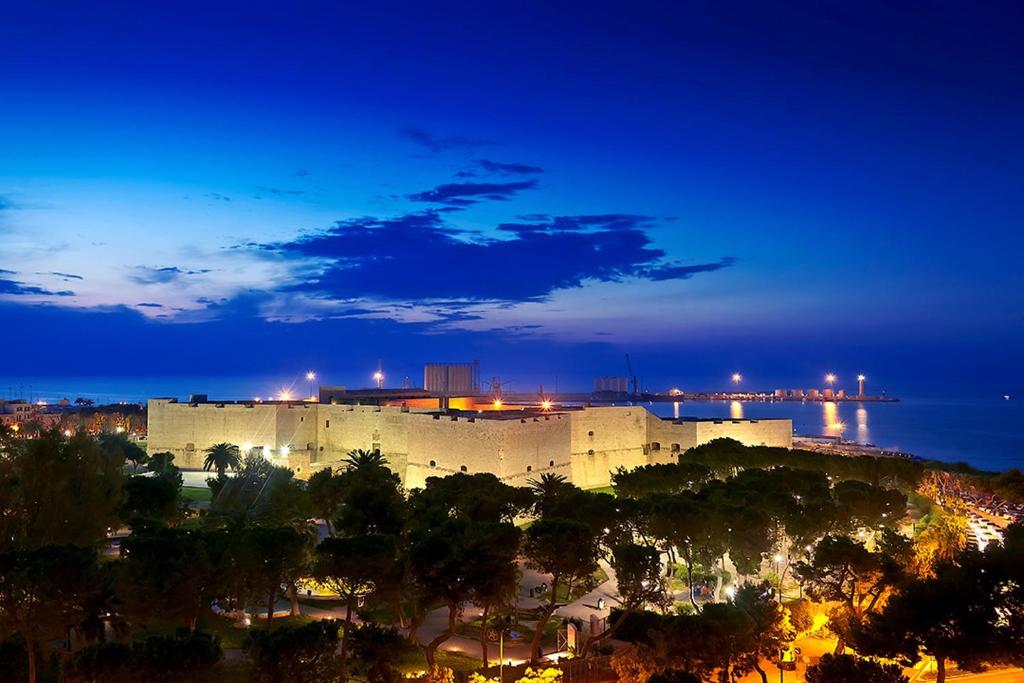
[492,398,503,409]
[825,373,837,385]
[731,373,742,385]
[540,399,553,411]
[306,371,317,400]
[278,389,293,401]
[372,370,384,388]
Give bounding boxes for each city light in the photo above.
[540,399,553,411]
[280,444,290,457]
[278,389,293,401]
[825,373,837,384]
[857,374,866,381]
[305,371,316,382]
[731,373,742,384]
[492,399,503,409]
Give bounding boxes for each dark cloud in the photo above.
[136,302,164,308]
[41,271,84,281]
[408,180,538,206]
[640,257,736,280]
[454,160,544,179]
[205,192,232,202]
[129,266,211,285]
[294,169,310,177]
[477,159,544,175]
[258,210,734,304]
[399,126,492,153]
[259,187,306,197]
[0,270,74,297]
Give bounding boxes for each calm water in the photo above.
[5,378,1022,472]
[644,395,1023,473]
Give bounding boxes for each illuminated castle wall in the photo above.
[147,399,792,489]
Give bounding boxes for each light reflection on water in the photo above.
[646,395,1024,471]
[730,400,744,419]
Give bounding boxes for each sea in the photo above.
[4,377,1022,473]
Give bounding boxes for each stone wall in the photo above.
[147,399,791,489]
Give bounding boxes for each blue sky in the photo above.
[1,1,1022,395]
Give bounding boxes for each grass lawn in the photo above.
[584,485,616,495]
[181,486,212,503]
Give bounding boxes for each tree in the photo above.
[120,475,180,528]
[730,582,792,683]
[528,473,574,517]
[794,530,910,653]
[0,545,103,683]
[853,555,1000,683]
[334,452,406,537]
[314,534,398,681]
[99,433,149,472]
[408,517,520,669]
[209,459,310,529]
[522,518,601,663]
[463,521,521,666]
[238,526,310,626]
[244,620,341,683]
[131,629,222,682]
[349,624,412,683]
[0,431,123,549]
[307,467,346,535]
[582,543,667,657]
[117,529,213,630]
[202,442,240,477]
[805,654,907,683]
[832,480,906,533]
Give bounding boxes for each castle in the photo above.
[148,396,792,489]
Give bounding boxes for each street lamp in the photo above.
[732,372,742,385]
[306,371,316,400]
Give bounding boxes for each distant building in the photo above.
[823,388,835,399]
[791,389,804,398]
[424,362,479,396]
[594,376,629,393]
[774,389,787,398]
[807,389,820,399]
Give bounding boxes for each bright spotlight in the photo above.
[280,445,290,457]
[492,399,503,409]
[305,371,316,382]
[278,389,293,401]
[731,373,742,384]
[540,399,553,411]
[857,374,866,381]
[825,373,837,384]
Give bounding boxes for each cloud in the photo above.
[0,270,74,297]
[258,187,306,197]
[477,159,544,175]
[129,266,211,285]
[257,210,734,305]
[294,169,310,177]
[455,159,545,179]
[41,271,84,281]
[136,302,164,308]
[399,126,492,153]
[640,257,736,280]
[408,180,538,206]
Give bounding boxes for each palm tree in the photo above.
[343,448,388,471]
[528,472,571,516]
[203,442,241,477]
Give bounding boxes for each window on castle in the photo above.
[526,466,532,472]
[429,460,436,468]
[460,465,468,472]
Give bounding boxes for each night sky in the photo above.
[2,2,1022,394]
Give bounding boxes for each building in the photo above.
[424,362,480,396]
[147,397,793,489]
[593,376,629,394]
